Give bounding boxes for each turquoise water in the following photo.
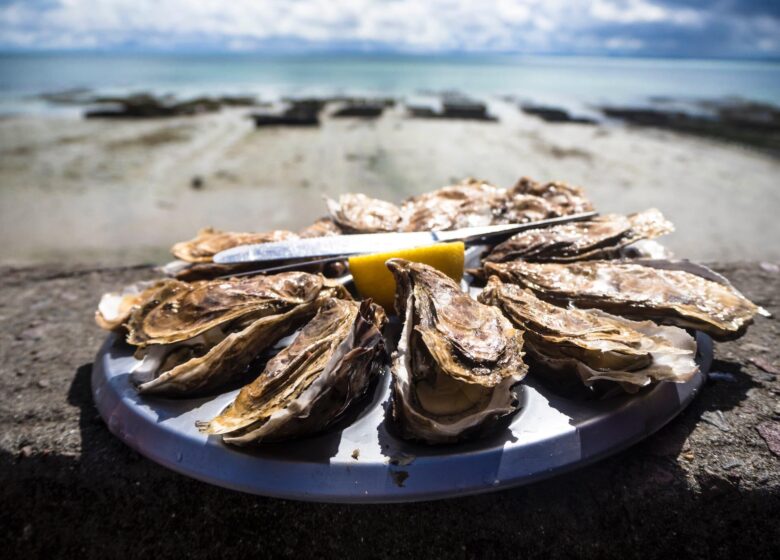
[1,52,779,113]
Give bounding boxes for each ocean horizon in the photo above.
[1,52,779,116]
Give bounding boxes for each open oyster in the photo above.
[126,272,351,395]
[484,209,674,263]
[163,227,300,281]
[387,259,527,444]
[171,227,298,263]
[95,279,185,331]
[478,277,698,391]
[400,178,504,231]
[484,260,760,341]
[326,193,402,233]
[199,298,386,445]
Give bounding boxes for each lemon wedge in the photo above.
[348,241,465,312]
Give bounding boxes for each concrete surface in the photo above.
[1,263,778,559]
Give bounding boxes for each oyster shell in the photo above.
[484,260,760,341]
[509,176,593,216]
[199,298,386,444]
[95,279,184,331]
[127,272,346,345]
[171,227,298,263]
[298,217,343,238]
[400,178,504,231]
[326,193,402,233]
[398,176,594,232]
[387,259,527,444]
[484,209,674,263]
[132,303,322,395]
[478,277,698,391]
[159,260,273,282]
[499,193,557,224]
[126,272,351,395]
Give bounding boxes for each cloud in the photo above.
[0,0,777,58]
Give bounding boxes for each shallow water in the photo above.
[1,52,779,114]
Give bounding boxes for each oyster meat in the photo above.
[326,193,402,233]
[484,209,674,263]
[171,227,298,263]
[400,178,504,231]
[199,298,386,445]
[484,260,760,341]
[125,272,351,395]
[478,277,698,391]
[387,259,527,444]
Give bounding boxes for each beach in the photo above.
[1,100,779,265]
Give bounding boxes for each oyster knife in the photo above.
[213,211,598,265]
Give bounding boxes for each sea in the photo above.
[1,52,779,116]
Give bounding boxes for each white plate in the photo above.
[92,328,709,503]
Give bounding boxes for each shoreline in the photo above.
[2,102,780,265]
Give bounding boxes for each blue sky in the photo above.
[0,0,778,59]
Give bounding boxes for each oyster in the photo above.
[95,279,184,331]
[399,178,504,231]
[199,298,386,445]
[484,260,760,341]
[484,209,674,263]
[126,272,351,395]
[171,227,298,263]
[326,193,402,233]
[399,176,594,232]
[509,177,593,216]
[298,217,343,238]
[387,259,527,444]
[478,277,698,391]
[159,260,270,282]
[499,193,557,224]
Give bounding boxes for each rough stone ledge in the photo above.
[1,262,778,559]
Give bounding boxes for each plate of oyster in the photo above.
[91,176,764,502]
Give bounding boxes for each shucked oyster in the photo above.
[163,227,299,281]
[125,272,351,395]
[478,277,698,391]
[387,259,527,444]
[484,260,761,341]
[484,209,674,263]
[199,298,386,445]
[171,227,298,263]
[95,279,184,331]
[326,193,402,233]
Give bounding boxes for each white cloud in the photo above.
[0,0,775,56]
[591,0,702,26]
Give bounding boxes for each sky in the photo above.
[0,0,778,59]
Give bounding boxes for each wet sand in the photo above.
[1,101,779,264]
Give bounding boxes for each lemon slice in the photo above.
[348,241,465,312]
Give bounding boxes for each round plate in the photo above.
[92,329,710,503]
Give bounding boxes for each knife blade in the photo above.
[213,211,598,265]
